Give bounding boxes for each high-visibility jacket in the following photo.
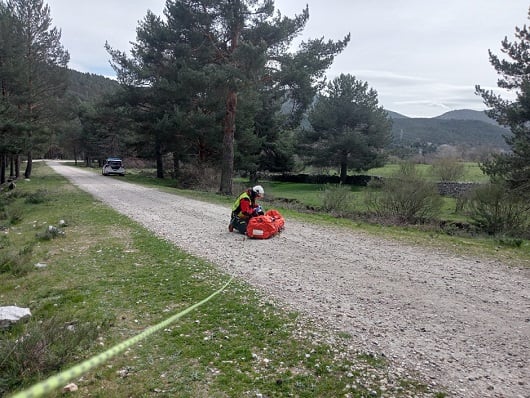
[231,190,256,219]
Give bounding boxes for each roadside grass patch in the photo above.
[1,162,444,397]
[0,243,34,276]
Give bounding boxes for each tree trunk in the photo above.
[24,151,33,178]
[15,155,20,179]
[9,155,15,179]
[220,89,237,195]
[172,152,180,180]
[1,153,5,184]
[219,12,241,196]
[340,157,348,184]
[155,140,164,179]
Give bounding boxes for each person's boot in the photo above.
[228,224,234,232]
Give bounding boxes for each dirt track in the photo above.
[46,161,530,398]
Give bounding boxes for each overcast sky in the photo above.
[46,0,529,118]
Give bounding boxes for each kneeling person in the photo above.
[229,185,265,234]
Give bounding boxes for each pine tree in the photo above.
[475,8,530,197]
[107,0,349,194]
[6,0,69,178]
[304,74,392,183]
[0,2,24,182]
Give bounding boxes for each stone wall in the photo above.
[436,182,481,197]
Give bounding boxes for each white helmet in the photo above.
[252,185,264,196]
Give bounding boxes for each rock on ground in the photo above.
[0,306,31,329]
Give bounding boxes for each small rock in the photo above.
[0,306,31,329]
[63,383,78,392]
[118,367,132,378]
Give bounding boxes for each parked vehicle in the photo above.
[102,158,125,176]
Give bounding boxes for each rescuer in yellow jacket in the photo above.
[229,185,265,234]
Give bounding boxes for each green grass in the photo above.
[1,162,448,397]
[365,162,490,182]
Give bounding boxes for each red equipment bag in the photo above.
[246,209,285,239]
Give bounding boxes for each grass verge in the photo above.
[1,162,447,397]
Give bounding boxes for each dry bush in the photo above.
[0,317,102,395]
[464,182,530,238]
[365,163,443,223]
[177,164,220,191]
[320,184,354,215]
[431,157,466,181]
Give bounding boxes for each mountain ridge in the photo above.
[386,109,510,149]
[386,109,496,123]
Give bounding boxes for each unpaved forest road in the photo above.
[47,161,529,398]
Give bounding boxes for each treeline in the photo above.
[3,0,397,194]
[2,0,528,203]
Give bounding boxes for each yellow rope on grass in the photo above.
[10,276,233,398]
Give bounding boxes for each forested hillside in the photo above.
[388,110,510,150]
[434,109,499,125]
[66,69,120,102]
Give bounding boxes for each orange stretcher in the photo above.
[246,209,285,239]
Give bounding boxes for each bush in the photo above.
[320,184,354,215]
[176,164,219,191]
[36,225,65,241]
[5,204,23,225]
[24,189,50,204]
[465,182,530,237]
[431,158,466,181]
[365,163,443,223]
[0,244,34,276]
[0,316,103,395]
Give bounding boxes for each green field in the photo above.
[365,162,489,182]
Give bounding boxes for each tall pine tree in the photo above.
[107,0,349,194]
[304,74,392,183]
[475,7,530,198]
[6,0,69,178]
[0,2,24,182]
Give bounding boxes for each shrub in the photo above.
[365,163,443,223]
[0,316,103,395]
[465,182,530,237]
[0,244,34,276]
[5,204,23,225]
[431,158,466,181]
[320,184,354,215]
[24,189,50,204]
[176,164,219,191]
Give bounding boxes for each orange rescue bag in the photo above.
[246,209,285,239]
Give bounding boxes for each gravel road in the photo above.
[46,161,530,398]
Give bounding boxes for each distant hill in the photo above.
[435,109,499,126]
[385,110,409,119]
[66,69,120,102]
[387,109,510,149]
